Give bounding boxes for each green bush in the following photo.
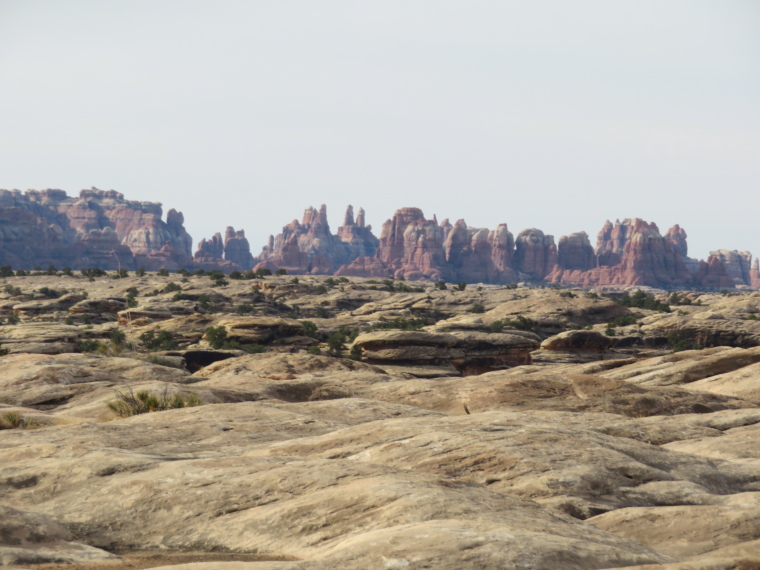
[0,265,14,277]
[500,316,537,332]
[559,291,576,298]
[666,332,701,352]
[471,303,485,314]
[237,303,254,315]
[455,282,467,291]
[162,282,182,294]
[205,325,231,349]
[300,320,319,338]
[276,268,287,276]
[158,268,170,277]
[307,345,322,355]
[6,314,19,325]
[610,314,638,327]
[243,344,266,354]
[4,284,22,296]
[315,306,330,318]
[370,317,427,331]
[139,330,179,351]
[620,290,670,313]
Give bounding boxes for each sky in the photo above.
[0,1,758,260]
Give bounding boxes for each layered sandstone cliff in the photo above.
[0,188,192,270]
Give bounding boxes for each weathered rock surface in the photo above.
[3,275,760,568]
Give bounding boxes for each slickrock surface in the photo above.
[2,273,760,568]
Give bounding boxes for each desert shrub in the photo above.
[559,291,576,298]
[315,285,328,295]
[488,321,504,333]
[158,268,170,276]
[81,267,107,278]
[605,325,616,336]
[139,330,179,351]
[6,314,19,325]
[610,314,638,327]
[38,286,64,299]
[349,344,362,361]
[107,387,202,417]
[455,282,467,291]
[382,279,395,291]
[747,313,758,321]
[255,268,272,278]
[15,269,27,276]
[501,315,537,331]
[290,277,300,284]
[243,344,266,354]
[162,282,182,294]
[371,317,427,331]
[471,303,485,314]
[136,267,146,277]
[326,332,345,356]
[307,345,322,355]
[112,269,129,279]
[300,320,319,338]
[315,306,330,318]
[4,284,22,296]
[276,268,287,275]
[620,290,670,313]
[666,332,701,352]
[78,339,104,353]
[0,412,31,429]
[337,277,350,283]
[237,303,254,315]
[0,265,14,277]
[0,342,8,356]
[229,270,243,280]
[205,325,238,349]
[669,292,692,306]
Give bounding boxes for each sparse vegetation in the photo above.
[619,290,670,313]
[0,412,32,430]
[470,303,485,313]
[139,329,180,351]
[107,387,202,417]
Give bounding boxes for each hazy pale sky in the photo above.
[1,1,758,260]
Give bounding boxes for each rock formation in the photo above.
[254,205,377,275]
[710,250,754,287]
[0,188,192,270]
[514,229,558,280]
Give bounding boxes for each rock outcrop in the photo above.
[0,188,192,270]
[710,250,754,287]
[255,205,377,275]
[193,226,254,271]
[514,228,558,280]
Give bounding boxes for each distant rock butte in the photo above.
[0,188,193,271]
[1,190,757,289]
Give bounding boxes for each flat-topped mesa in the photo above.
[0,187,193,270]
[255,204,377,275]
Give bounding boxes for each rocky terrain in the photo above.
[2,189,759,290]
[1,269,760,569]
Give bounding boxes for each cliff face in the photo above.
[0,188,192,270]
